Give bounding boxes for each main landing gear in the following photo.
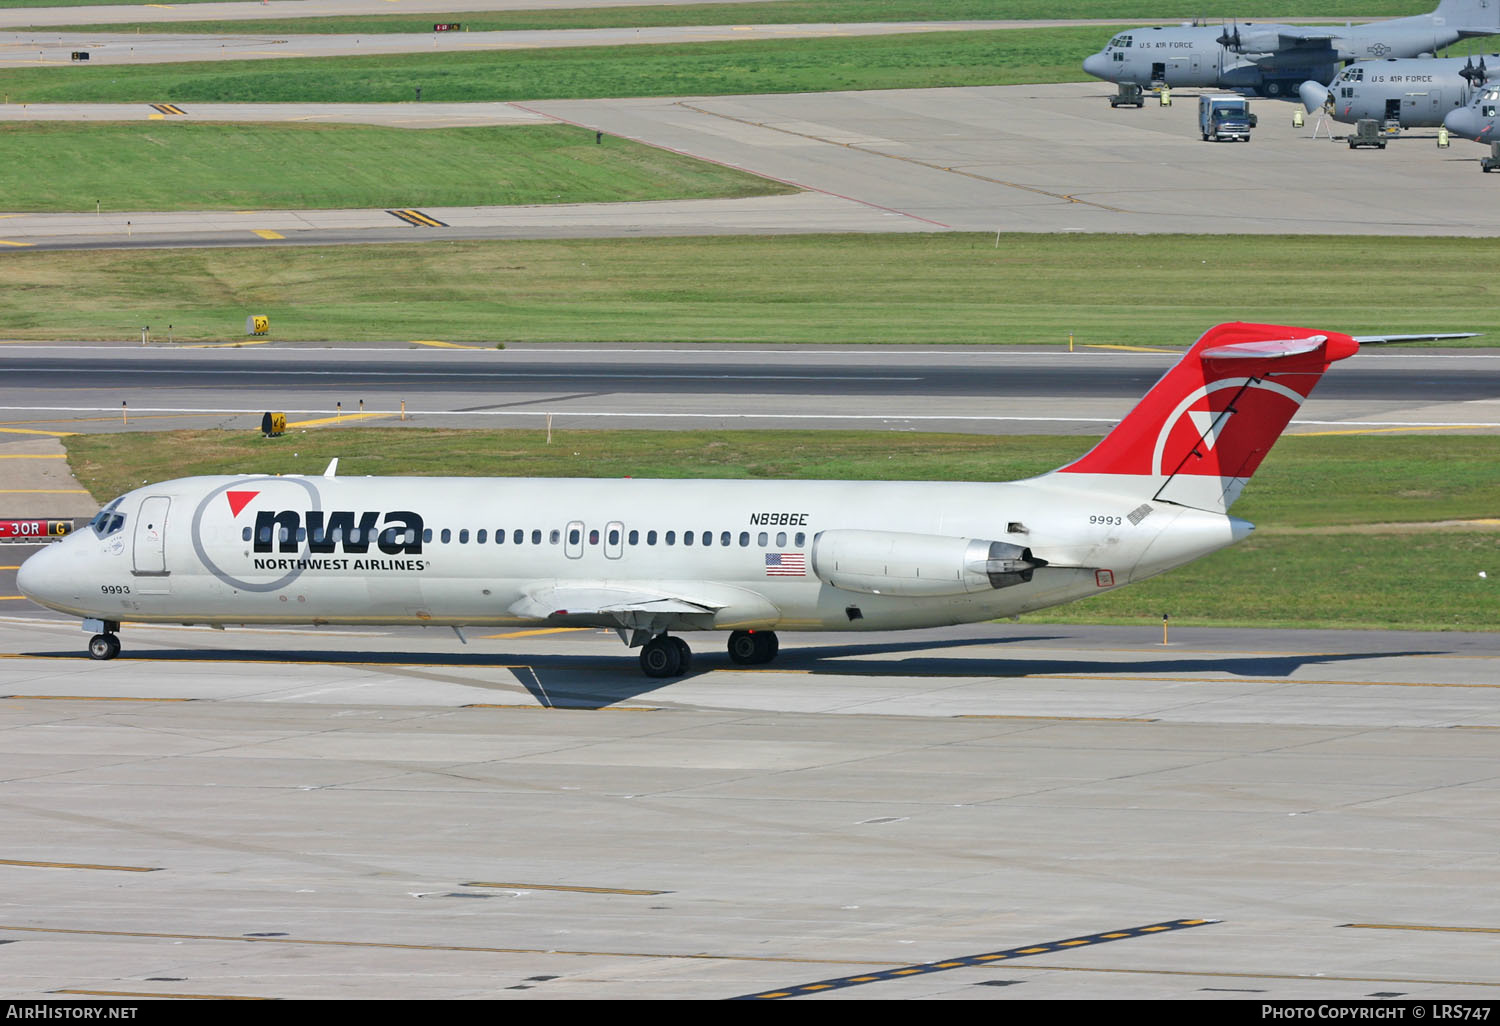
[87,620,122,660]
[727,629,778,666]
[637,630,780,678]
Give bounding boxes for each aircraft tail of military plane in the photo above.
[14,323,1473,676]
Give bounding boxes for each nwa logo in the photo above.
[251,508,424,555]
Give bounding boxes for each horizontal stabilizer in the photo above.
[1351,333,1480,344]
[1200,336,1327,360]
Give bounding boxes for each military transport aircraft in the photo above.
[1444,79,1500,142]
[1083,0,1500,97]
[1298,54,1494,127]
[16,323,1472,678]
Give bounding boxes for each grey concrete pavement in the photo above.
[6,84,1500,250]
[0,616,1496,999]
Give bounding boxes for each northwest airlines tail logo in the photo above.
[252,509,425,555]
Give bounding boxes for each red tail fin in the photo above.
[1054,322,1359,511]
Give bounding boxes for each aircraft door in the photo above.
[133,495,170,576]
[1151,61,1167,84]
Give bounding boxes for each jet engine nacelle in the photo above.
[810,530,1045,598]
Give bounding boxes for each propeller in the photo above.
[1217,20,1244,51]
[1460,55,1489,85]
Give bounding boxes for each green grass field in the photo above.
[2,234,1490,345]
[0,28,1112,103]
[41,1,1436,34]
[0,122,793,213]
[60,429,1500,631]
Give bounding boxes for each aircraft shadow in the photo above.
[15,640,1442,710]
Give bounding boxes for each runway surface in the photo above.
[0,612,1497,999]
[7,83,1500,250]
[2,343,1497,436]
[0,21,1012,66]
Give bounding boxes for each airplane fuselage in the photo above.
[1084,15,1471,97]
[21,473,1245,635]
[1444,82,1500,141]
[1308,56,1486,126]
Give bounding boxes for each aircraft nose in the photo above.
[16,543,59,606]
[1298,80,1329,113]
[1444,106,1480,139]
[1082,52,1113,81]
[16,540,84,613]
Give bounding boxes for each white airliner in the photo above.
[16,323,1457,676]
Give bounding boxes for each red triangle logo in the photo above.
[225,490,260,517]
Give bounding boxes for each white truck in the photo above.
[1199,93,1253,141]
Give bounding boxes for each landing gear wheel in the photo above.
[88,633,120,660]
[727,630,759,664]
[670,636,691,674]
[639,635,684,678]
[727,630,779,665]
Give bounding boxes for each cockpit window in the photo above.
[1108,34,1133,49]
[1484,87,1500,101]
[89,498,126,538]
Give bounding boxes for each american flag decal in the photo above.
[765,552,806,576]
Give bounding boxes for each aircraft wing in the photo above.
[509,584,724,621]
[1246,30,1337,67]
[1273,28,1334,47]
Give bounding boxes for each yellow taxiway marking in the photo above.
[463,703,660,711]
[482,627,590,639]
[0,240,34,248]
[1083,343,1178,354]
[0,924,881,965]
[0,427,77,437]
[959,713,1158,723]
[1345,923,1500,935]
[2,694,192,702]
[148,113,164,120]
[1024,672,1500,689]
[0,859,160,872]
[1292,424,1497,437]
[0,597,28,602]
[464,881,668,895]
[410,339,489,350]
[58,991,265,1001]
[284,412,388,429]
[181,340,269,349]
[252,229,284,240]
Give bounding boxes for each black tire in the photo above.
[727,630,758,664]
[756,631,780,663]
[88,633,119,660]
[639,636,682,678]
[671,636,691,674]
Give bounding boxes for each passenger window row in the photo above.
[245,525,808,549]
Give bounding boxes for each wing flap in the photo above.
[509,584,724,620]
